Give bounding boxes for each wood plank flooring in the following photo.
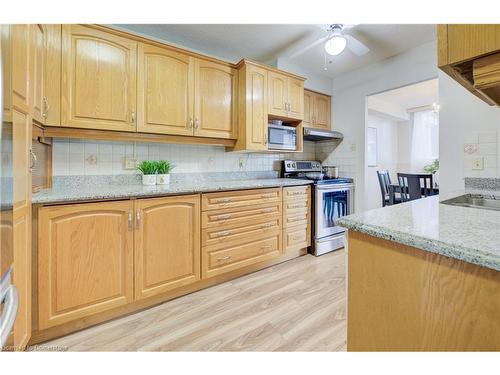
[33,250,346,351]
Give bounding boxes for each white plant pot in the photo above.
[142,174,156,186]
[156,174,170,185]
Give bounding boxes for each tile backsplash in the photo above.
[52,139,317,176]
[462,131,498,178]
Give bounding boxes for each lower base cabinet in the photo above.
[134,195,201,300]
[38,201,135,329]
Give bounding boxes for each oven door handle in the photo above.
[316,184,354,191]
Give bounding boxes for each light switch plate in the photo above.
[124,157,138,170]
[472,157,484,170]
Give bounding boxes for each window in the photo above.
[367,127,377,167]
[410,109,439,171]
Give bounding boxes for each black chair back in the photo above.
[376,170,392,207]
[397,173,434,202]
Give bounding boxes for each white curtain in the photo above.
[410,109,439,172]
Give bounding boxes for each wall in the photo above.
[325,41,438,212]
[277,57,333,95]
[365,112,400,210]
[439,71,500,196]
[52,139,316,176]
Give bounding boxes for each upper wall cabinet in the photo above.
[61,25,137,131]
[303,90,331,130]
[30,24,46,124]
[438,24,500,106]
[268,71,304,120]
[11,24,31,113]
[137,44,194,136]
[194,59,238,139]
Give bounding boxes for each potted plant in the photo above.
[137,160,157,186]
[155,160,174,185]
[423,159,439,187]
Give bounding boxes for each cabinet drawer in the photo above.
[202,188,281,211]
[202,217,281,247]
[284,224,310,252]
[283,199,309,217]
[202,201,281,228]
[203,234,281,278]
[283,211,309,228]
[284,185,310,201]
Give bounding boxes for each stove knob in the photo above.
[286,163,291,168]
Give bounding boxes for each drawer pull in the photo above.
[215,230,231,238]
[262,194,274,198]
[216,214,232,220]
[261,223,274,229]
[290,191,304,196]
[216,256,231,262]
[288,216,305,222]
[291,235,305,241]
[288,203,306,209]
[260,245,273,251]
[215,198,232,204]
[261,208,275,213]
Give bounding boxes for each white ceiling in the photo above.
[116,24,436,79]
[372,78,439,110]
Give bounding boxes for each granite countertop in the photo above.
[338,195,500,272]
[32,177,313,205]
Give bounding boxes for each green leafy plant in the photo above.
[156,160,174,174]
[423,159,439,174]
[136,160,157,175]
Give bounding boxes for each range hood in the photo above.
[303,128,344,142]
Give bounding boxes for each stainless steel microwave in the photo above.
[267,124,297,151]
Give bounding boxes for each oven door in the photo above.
[315,184,354,239]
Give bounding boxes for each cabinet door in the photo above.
[303,90,314,127]
[12,109,32,349]
[31,24,46,124]
[287,77,304,120]
[244,64,268,151]
[135,195,201,300]
[447,25,500,64]
[313,93,331,129]
[268,71,288,117]
[1,25,12,122]
[38,201,134,329]
[61,25,137,132]
[44,24,62,126]
[137,44,194,136]
[11,24,30,113]
[194,59,237,139]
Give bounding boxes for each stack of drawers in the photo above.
[201,188,282,278]
[282,185,311,253]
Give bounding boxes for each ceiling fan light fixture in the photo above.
[324,35,347,56]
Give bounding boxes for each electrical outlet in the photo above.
[124,157,138,170]
[238,158,245,170]
[472,157,484,170]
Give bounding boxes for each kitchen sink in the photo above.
[441,194,500,211]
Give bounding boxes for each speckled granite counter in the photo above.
[338,195,500,272]
[32,175,312,205]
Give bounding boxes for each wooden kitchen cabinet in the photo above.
[303,89,331,130]
[194,59,238,139]
[11,24,31,113]
[137,43,194,136]
[282,186,311,253]
[43,24,62,126]
[233,61,268,151]
[38,200,134,329]
[438,24,500,106]
[30,24,46,124]
[134,195,201,300]
[61,25,137,131]
[268,71,304,120]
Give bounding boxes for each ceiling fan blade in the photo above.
[344,34,369,56]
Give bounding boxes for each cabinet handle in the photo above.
[216,230,231,238]
[262,193,274,198]
[261,245,272,251]
[288,216,304,222]
[136,210,141,229]
[131,111,136,124]
[261,208,274,213]
[215,198,231,205]
[42,97,49,119]
[187,118,193,129]
[264,134,268,146]
[29,149,37,170]
[128,211,133,231]
[216,214,232,220]
[261,223,274,229]
[289,204,305,209]
[216,256,231,262]
[194,118,199,130]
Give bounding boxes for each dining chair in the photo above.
[397,173,435,202]
[377,170,401,207]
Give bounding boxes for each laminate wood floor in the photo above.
[35,250,346,351]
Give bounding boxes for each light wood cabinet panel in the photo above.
[44,24,62,126]
[287,77,304,120]
[268,71,288,117]
[284,225,309,252]
[202,201,281,228]
[313,93,331,129]
[61,25,137,132]
[447,25,500,65]
[137,44,194,136]
[11,24,30,113]
[303,90,314,127]
[194,59,237,139]
[134,195,201,300]
[30,24,46,124]
[38,200,134,329]
[12,109,32,349]
[202,188,281,211]
[1,25,12,122]
[203,233,281,279]
[282,186,311,253]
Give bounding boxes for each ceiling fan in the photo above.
[285,24,370,60]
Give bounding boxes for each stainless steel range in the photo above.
[282,160,354,256]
